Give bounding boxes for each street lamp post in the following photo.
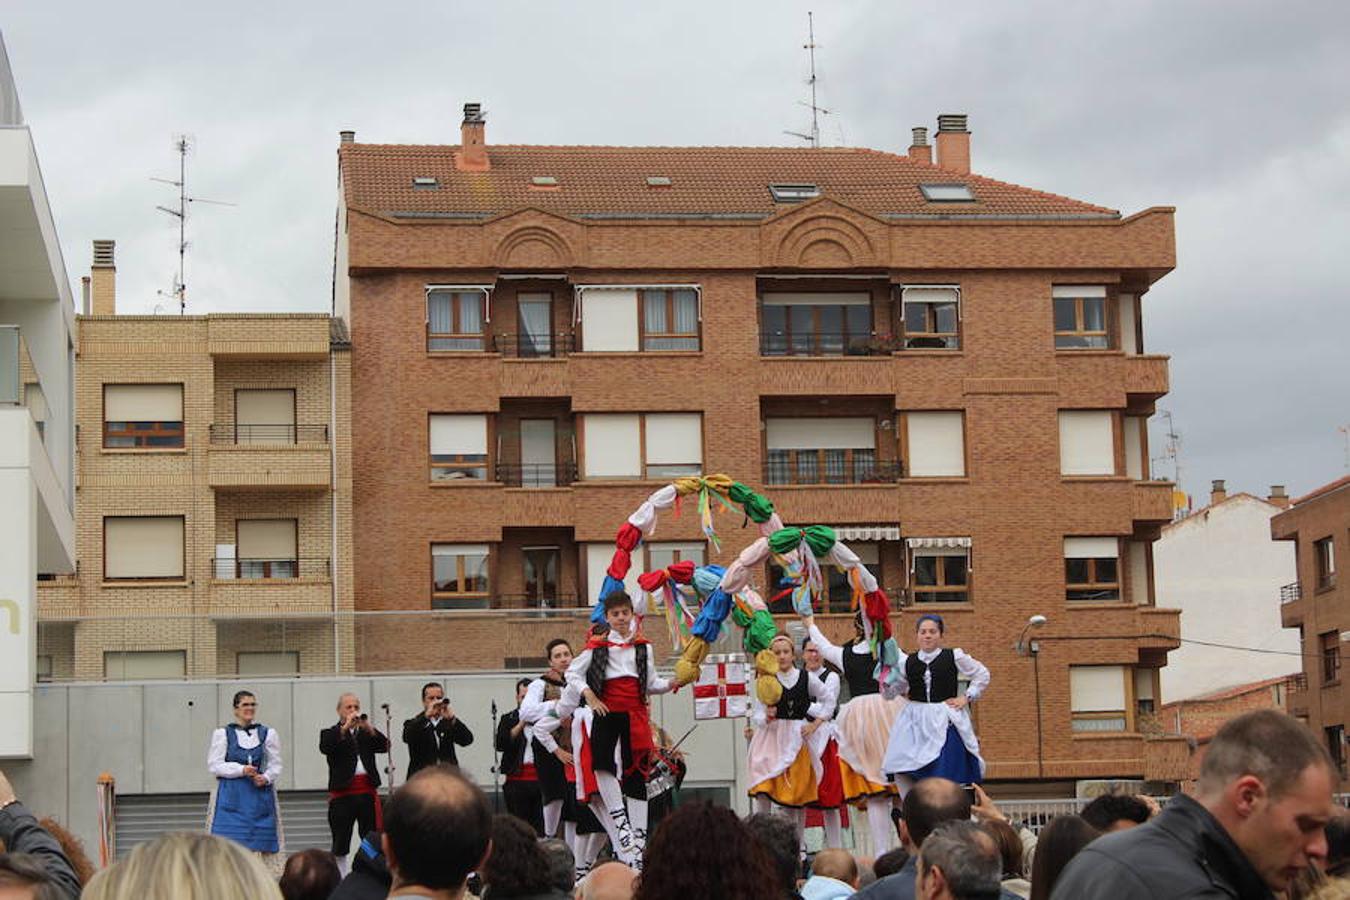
[1016,615,1048,779]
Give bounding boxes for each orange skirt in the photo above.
[749,745,818,808]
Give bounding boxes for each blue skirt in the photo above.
[903,723,983,784]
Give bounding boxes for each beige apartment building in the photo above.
[35,242,354,680]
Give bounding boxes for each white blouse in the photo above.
[207,725,282,784]
[896,647,991,702]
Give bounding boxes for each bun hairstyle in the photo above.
[916,613,946,634]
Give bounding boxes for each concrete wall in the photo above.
[7,671,749,856]
[1155,495,1300,700]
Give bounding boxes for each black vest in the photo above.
[842,641,878,697]
[774,669,811,720]
[905,648,958,702]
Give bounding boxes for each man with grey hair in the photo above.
[320,692,390,870]
[915,820,1002,900]
[1053,709,1335,898]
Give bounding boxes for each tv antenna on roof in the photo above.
[783,11,830,148]
[152,135,235,314]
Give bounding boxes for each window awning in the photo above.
[426,284,494,322]
[831,525,901,542]
[905,537,972,549]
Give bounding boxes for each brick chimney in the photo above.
[339,129,355,144]
[1210,479,1227,506]
[457,102,489,172]
[90,240,116,316]
[935,114,971,174]
[908,127,932,164]
[1267,485,1290,509]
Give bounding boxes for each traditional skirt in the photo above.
[749,719,819,808]
[835,693,905,800]
[882,701,985,783]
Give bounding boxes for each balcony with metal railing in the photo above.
[493,332,575,358]
[759,330,898,357]
[209,556,333,615]
[495,462,578,488]
[1281,581,1302,604]
[763,457,903,486]
[207,423,331,490]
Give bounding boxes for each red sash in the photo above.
[508,762,538,783]
[602,676,655,766]
[328,772,383,828]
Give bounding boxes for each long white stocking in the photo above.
[580,832,605,868]
[589,797,626,863]
[792,806,806,856]
[593,772,636,865]
[543,798,564,838]
[822,808,843,849]
[564,819,578,855]
[627,796,649,869]
[866,796,894,856]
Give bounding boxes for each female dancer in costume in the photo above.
[802,636,845,849]
[802,612,905,855]
[206,690,283,871]
[747,634,832,850]
[882,613,989,789]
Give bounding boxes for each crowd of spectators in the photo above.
[2,710,1348,900]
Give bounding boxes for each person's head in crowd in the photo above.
[897,777,972,851]
[278,848,340,900]
[1326,807,1350,878]
[0,852,65,900]
[515,678,533,708]
[1306,876,1350,900]
[1079,793,1151,833]
[979,818,1024,880]
[576,862,636,900]
[1194,709,1336,892]
[854,856,878,889]
[36,816,95,885]
[1027,815,1099,900]
[915,820,1002,900]
[381,764,492,899]
[232,690,258,727]
[602,592,635,635]
[538,838,575,894]
[802,847,859,897]
[872,847,910,880]
[336,692,362,722]
[634,801,780,900]
[482,813,556,898]
[546,638,574,678]
[83,832,281,900]
[743,811,801,895]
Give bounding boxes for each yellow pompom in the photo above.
[754,648,777,676]
[756,673,783,705]
[673,637,711,686]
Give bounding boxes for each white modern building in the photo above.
[0,32,77,758]
[1154,482,1299,702]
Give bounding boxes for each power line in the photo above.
[1037,632,1313,659]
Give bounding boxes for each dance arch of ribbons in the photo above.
[587,474,903,705]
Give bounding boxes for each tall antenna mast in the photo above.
[152,135,234,314]
[1339,424,1350,471]
[783,11,831,147]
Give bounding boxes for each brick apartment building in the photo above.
[1276,475,1350,783]
[35,242,355,680]
[335,105,1186,786]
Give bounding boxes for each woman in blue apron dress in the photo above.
[207,690,283,867]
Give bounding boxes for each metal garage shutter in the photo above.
[276,790,331,852]
[115,793,209,857]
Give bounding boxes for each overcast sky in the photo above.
[4,1,1348,499]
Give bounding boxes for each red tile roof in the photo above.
[1292,475,1350,507]
[339,144,1119,221]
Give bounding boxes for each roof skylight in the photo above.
[919,183,975,202]
[646,176,673,187]
[769,183,820,202]
[531,176,559,186]
[411,176,438,189]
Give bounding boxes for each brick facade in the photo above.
[339,118,1183,786]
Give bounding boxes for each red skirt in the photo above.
[812,738,845,809]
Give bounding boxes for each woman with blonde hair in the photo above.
[83,832,282,900]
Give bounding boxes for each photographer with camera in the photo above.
[320,693,390,873]
[402,682,473,780]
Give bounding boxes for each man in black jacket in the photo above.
[402,681,473,779]
[1053,709,1335,899]
[496,677,544,833]
[320,693,391,866]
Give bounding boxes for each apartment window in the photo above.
[431,544,490,608]
[1327,725,1347,776]
[1134,669,1158,718]
[764,417,880,485]
[104,650,186,681]
[234,389,296,444]
[900,286,960,349]
[427,289,486,351]
[1065,537,1121,602]
[579,413,702,480]
[236,519,298,579]
[1322,631,1341,684]
[641,289,700,351]
[104,516,185,581]
[647,542,706,572]
[908,539,971,604]
[1053,285,1110,349]
[237,651,300,676]
[429,414,489,481]
[584,543,642,607]
[1070,665,1128,733]
[1316,537,1337,591]
[760,293,874,356]
[1059,410,1116,476]
[770,541,879,613]
[902,411,965,477]
[1123,415,1149,480]
[103,384,184,448]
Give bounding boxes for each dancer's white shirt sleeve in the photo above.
[805,669,830,721]
[807,623,845,670]
[955,649,990,701]
[532,713,561,753]
[894,651,912,697]
[565,650,593,693]
[207,728,242,778]
[519,678,549,724]
[262,729,282,784]
[818,671,841,717]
